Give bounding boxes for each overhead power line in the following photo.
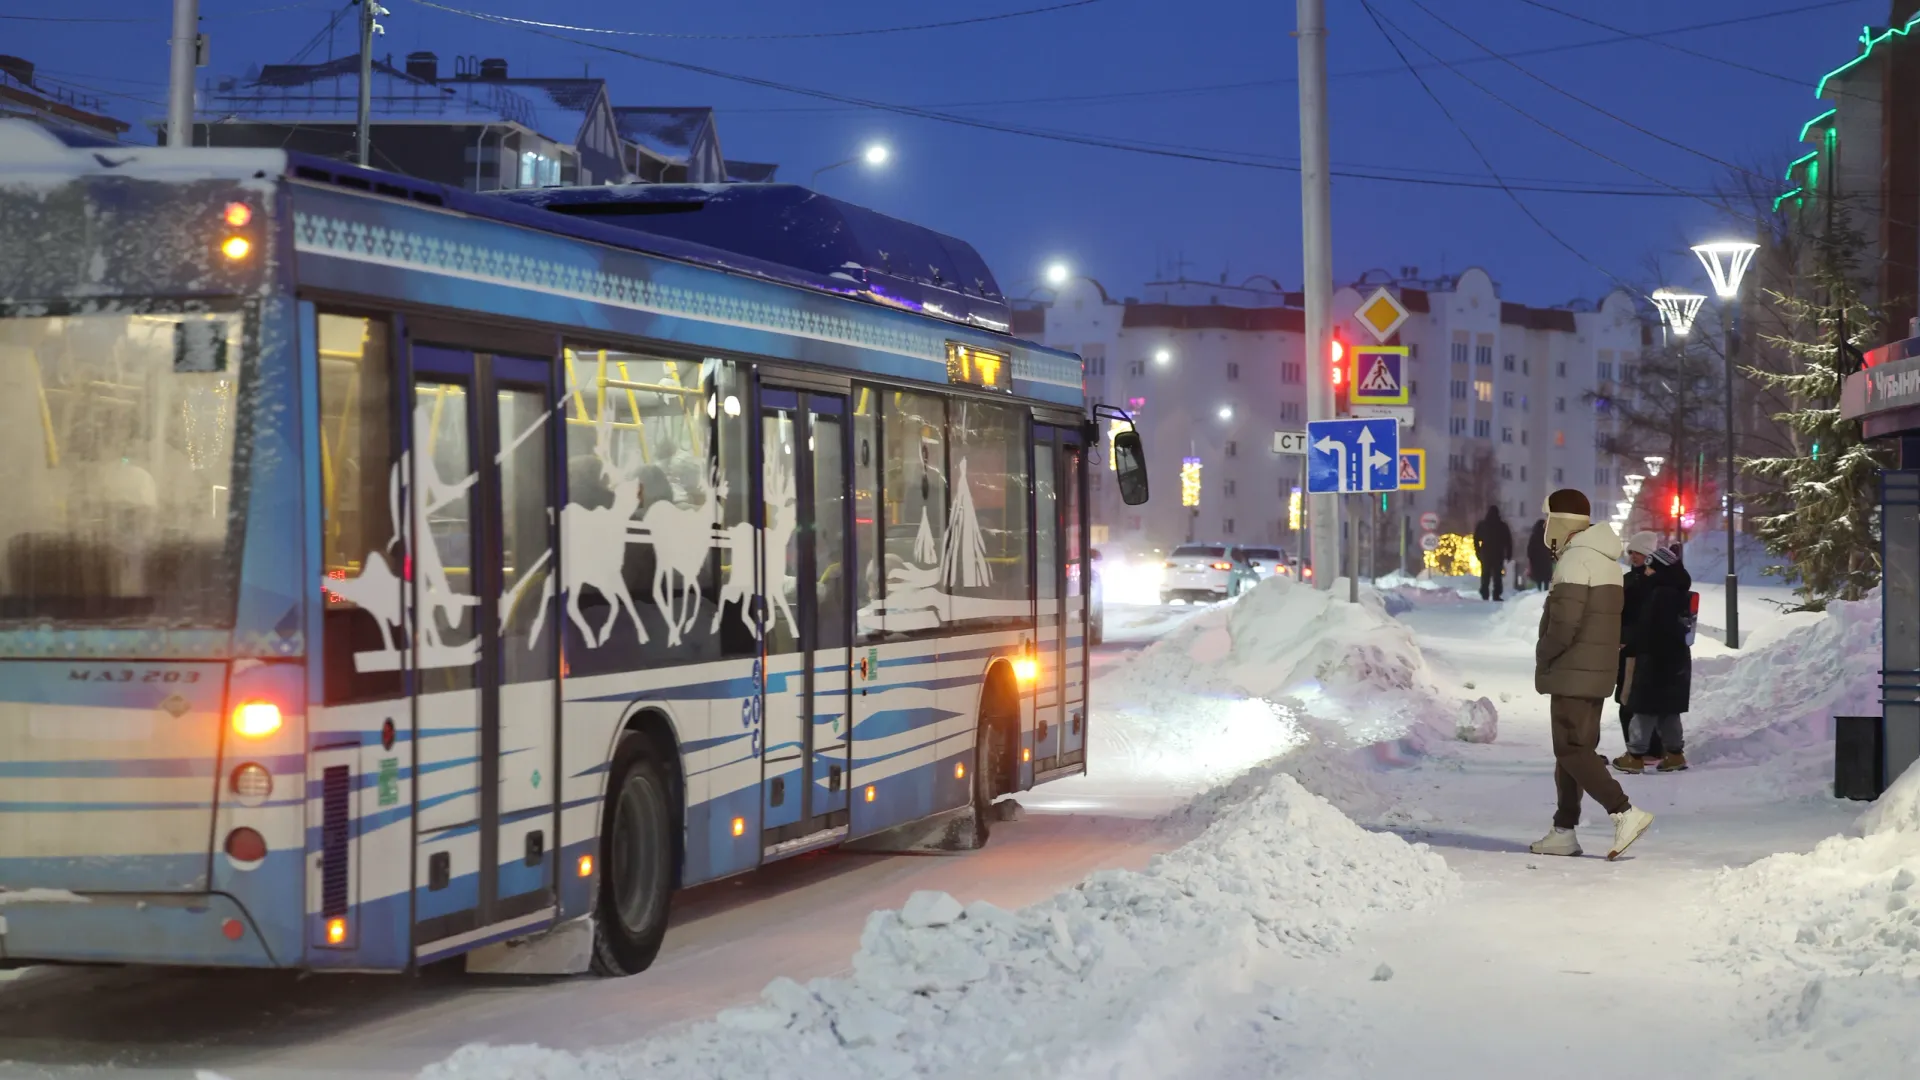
[721,0,1865,114]
[1365,2,1768,229]
[409,0,1105,41]
[1402,0,1769,184]
[1358,0,1633,291]
[411,0,1728,197]
[1506,0,1864,99]
[1,3,322,23]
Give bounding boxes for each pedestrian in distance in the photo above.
[1527,519,1553,593]
[1529,488,1654,861]
[1614,544,1692,774]
[1473,505,1513,602]
[1616,531,1664,762]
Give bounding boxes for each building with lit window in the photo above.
[1020,269,1643,566]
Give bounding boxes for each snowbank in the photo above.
[1686,592,1879,768]
[1487,589,1547,639]
[1097,575,1464,747]
[1711,761,1920,991]
[420,773,1456,1080]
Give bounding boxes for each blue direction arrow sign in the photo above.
[1307,417,1400,494]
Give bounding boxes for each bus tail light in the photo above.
[230,762,273,801]
[224,827,267,865]
[220,236,252,261]
[326,917,347,945]
[232,701,282,739]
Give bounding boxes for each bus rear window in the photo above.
[0,311,245,625]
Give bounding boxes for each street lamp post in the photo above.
[1692,241,1760,650]
[811,143,890,189]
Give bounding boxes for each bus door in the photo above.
[759,387,854,844]
[409,346,560,953]
[1059,432,1088,763]
[1033,427,1064,768]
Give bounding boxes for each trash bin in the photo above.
[1835,715,1884,801]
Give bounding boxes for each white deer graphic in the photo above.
[711,518,760,639]
[642,461,728,647]
[562,411,648,647]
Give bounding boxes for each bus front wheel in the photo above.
[591,736,674,976]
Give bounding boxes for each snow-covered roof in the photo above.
[725,160,779,183]
[0,119,281,189]
[613,107,713,161]
[496,78,606,147]
[496,183,1009,330]
[196,56,544,133]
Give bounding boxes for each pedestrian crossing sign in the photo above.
[1397,449,1426,491]
[1350,345,1409,406]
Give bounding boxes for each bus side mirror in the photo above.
[1113,429,1149,506]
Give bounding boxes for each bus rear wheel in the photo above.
[591,736,674,976]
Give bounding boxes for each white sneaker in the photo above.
[1607,807,1654,860]
[1529,827,1581,857]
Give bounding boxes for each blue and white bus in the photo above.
[0,121,1147,975]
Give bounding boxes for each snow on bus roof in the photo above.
[0,120,283,193]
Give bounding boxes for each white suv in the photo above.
[1160,543,1257,604]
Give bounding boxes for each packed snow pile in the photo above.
[1686,591,1879,768]
[1455,696,1499,744]
[1711,760,1920,982]
[1096,575,1465,747]
[418,773,1456,1080]
[1488,589,1547,639]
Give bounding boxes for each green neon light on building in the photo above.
[1816,14,1920,99]
[1785,151,1818,183]
[1799,109,1837,141]
[1772,187,1805,213]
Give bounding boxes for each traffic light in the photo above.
[1331,331,1349,416]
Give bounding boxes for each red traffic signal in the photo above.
[1330,335,1346,385]
[1670,494,1684,520]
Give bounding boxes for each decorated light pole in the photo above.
[1692,241,1761,649]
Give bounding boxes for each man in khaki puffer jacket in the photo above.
[1530,489,1654,861]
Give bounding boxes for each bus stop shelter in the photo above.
[1841,334,1920,792]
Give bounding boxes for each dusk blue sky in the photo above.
[13,0,1887,306]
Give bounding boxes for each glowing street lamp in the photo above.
[1692,239,1761,650]
[1650,288,1707,339]
[810,142,892,188]
[1044,261,1071,287]
[1217,406,1233,421]
[1644,455,1665,478]
[1154,348,1172,366]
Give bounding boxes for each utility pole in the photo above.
[356,0,387,167]
[166,0,198,148]
[1297,0,1339,595]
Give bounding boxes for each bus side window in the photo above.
[316,311,403,704]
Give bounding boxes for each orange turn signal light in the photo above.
[220,235,251,261]
[231,701,282,739]
[577,854,594,878]
[326,917,347,945]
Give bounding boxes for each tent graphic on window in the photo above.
[913,507,938,565]
[941,458,992,589]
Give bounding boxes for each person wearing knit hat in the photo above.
[1614,544,1693,774]
[1530,488,1655,860]
[1615,531,1666,760]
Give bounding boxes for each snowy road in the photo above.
[0,608,1212,1080]
[3,583,1901,1078]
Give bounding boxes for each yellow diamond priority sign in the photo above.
[1356,286,1410,344]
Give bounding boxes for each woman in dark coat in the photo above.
[1614,547,1691,773]
[1526,519,1553,591]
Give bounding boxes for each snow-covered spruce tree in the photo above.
[1743,212,1890,607]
